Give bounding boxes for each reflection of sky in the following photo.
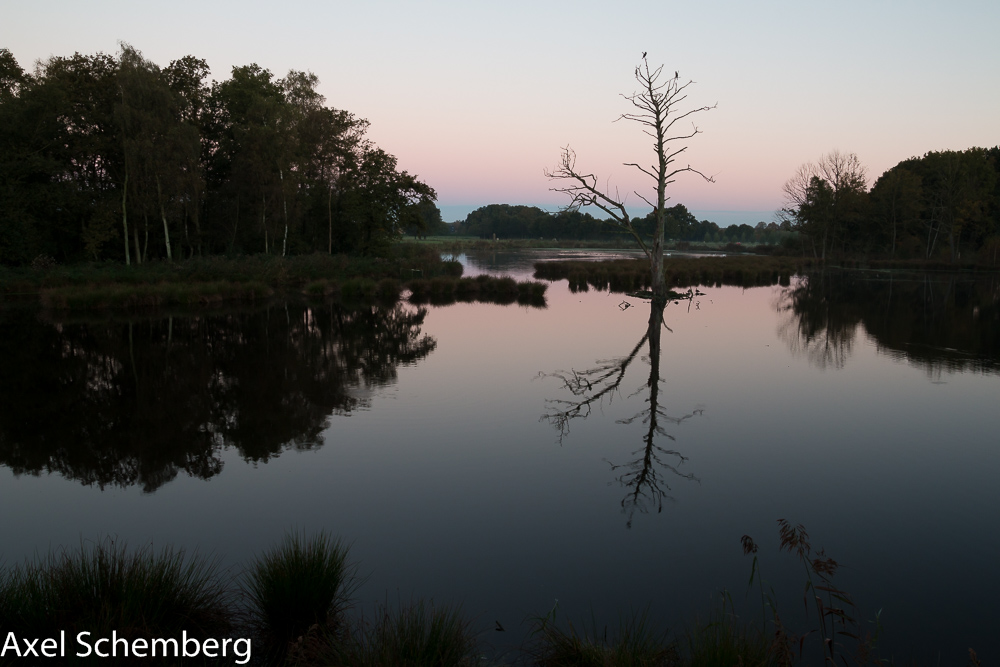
[2,277,998,661]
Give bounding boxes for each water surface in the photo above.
[1,256,997,662]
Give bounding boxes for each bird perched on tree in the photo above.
[642,51,647,59]
[675,70,679,78]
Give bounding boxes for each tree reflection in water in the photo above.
[0,302,436,492]
[777,271,1000,374]
[541,299,701,527]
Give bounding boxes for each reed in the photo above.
[740,522,884,667]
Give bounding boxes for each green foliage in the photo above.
[0,46,436,266]
[784,147,1000,263]
[404,199,448,238]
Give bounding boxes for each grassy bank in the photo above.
[1,524,951,666]
[0,246,547,311]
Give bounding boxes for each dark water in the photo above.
[1,255,998,662]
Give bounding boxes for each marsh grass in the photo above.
[407,275,546,307]
[242,531,358,659]
[40,280,272,310]
[683,597,774,667]
[312,600,480,667]
[340,278,378,302]
[534,257,812,293]
[0,538,230,643]
[0,525,927,666]
[528,607,678,667]
[4,246,460,309]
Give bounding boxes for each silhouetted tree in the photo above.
[547,55,715,302]
[541,299,701,526]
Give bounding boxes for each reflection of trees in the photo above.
[777,273,860,370]
[778,271,1000,374]
[0,302,435,492]
[541,301,700,527]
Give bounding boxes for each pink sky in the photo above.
[3,0,997,224]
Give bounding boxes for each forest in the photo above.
[457,203,794,245]
[460,147,1000,265]
[780,148,1000,263]
[2,45,998,268]
[0,45,440,266]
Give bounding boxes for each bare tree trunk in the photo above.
[328,185,333,254]
[230,194,240,252]
[142,214,149,263]
[133,223,142,265]
[280,168,289,257]
[546,58,713,302]
[262,192,268,254]
[192,181,203,255]
[122,175,131,266]
[182,204,190,256]
[156,175,173,262]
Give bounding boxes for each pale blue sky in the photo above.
[3,0,998,224]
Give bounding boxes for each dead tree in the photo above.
[546,55,715,302]
[540,301,701,527]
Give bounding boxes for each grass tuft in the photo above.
[684,603,774,667]
[242,531,357,657]
[325,600,479,667]
[529,607,677,667]
[0,538,230,642]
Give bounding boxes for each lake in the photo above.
[1,250,998,662]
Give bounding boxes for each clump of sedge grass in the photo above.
[684,596,774,667]
[528,606,677,667]
[242,531,358,657]
[0,538,230,642]
[322,599,479,667]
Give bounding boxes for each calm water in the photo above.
[1,252,998,662]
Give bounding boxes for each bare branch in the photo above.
[547,56,714,299]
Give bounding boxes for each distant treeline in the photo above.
[455,203,794,245]
[0,45,442,266]
[783,148,1000,263]
[460,147,1000,266]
